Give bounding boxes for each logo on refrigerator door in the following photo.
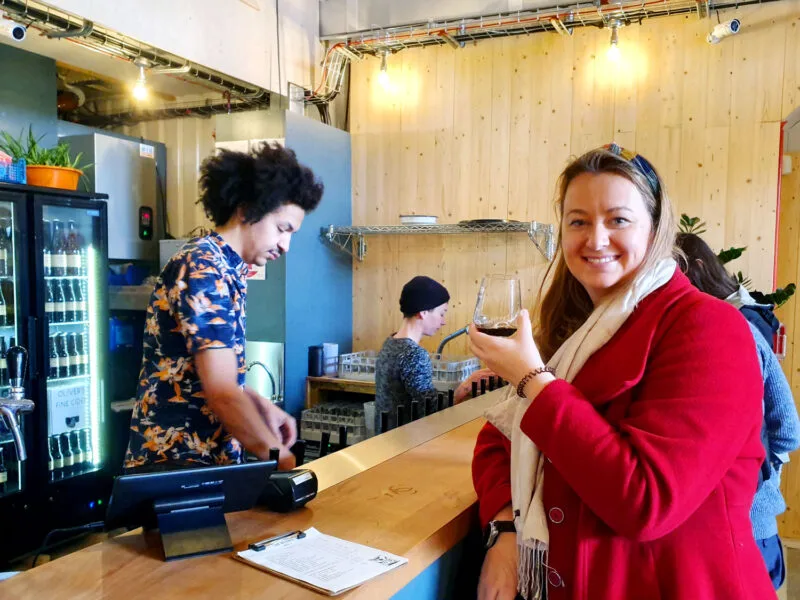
[139,143,155,159]
[48,383,89,437]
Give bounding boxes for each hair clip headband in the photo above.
[603,142,661,198]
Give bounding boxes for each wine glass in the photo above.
[473,275,521,336]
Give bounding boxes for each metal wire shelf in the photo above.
[321,221,556,262]
[319,0,773,56]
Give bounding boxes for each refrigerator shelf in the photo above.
[44,275,89,281]
[46,321,89,327]
[47,374,91,384]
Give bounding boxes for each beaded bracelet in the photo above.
[516,366,556,398]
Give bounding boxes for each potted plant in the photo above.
[0,126,91,191]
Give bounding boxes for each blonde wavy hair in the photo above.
[535,146,679,361]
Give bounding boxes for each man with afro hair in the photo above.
[124,143,322,471]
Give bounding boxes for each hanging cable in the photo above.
[30,521,105,568]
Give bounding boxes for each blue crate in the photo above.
[0,159,26,185]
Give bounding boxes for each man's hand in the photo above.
[244,386,298,448]
[196,349,295,465]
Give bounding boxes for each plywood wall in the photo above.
[116,118,215,238]
[777,153,800,538]
[349,2,799,360]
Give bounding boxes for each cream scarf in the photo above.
[484,257,677,599]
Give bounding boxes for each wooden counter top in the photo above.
[2,418,486,600]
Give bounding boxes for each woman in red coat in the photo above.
[468,144,774,600]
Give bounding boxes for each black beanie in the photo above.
[399,276,450,316]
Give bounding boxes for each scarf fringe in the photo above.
[518,540,548,600]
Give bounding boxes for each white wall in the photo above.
[49,0,321,94]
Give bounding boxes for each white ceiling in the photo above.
[0,25,210,99]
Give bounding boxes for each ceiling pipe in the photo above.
[151,63,192,75]
[45,18,93,39]
[72,96,272,129]
[320,0,782,54]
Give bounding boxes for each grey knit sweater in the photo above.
[374,336,439,433]
[747,321,800,540]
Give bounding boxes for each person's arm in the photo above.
[520,298,764,541]
[195,349,295,468]
[472,422,513,527]
[399,346,439,408]
[758,334,800,458]
[477,504,517,600]
[454,368,497,404]
[472,425,516,600]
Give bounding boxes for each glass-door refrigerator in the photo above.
[33,195,109,529]
[0,190,29,501]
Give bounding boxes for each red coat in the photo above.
[472,271,774,599]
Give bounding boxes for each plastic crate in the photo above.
[0,159,26,185]
[300,401,368,445]
[431,354,480,391]
[337,350,378,380]
[337,350,479,391]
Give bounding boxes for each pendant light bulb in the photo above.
[132,65,148,101]
[378,51,390,88]
[607,23,621,61]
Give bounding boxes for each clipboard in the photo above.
[233,527,408,596]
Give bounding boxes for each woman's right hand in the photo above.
[478,532,518,600]
[453,368,497,404]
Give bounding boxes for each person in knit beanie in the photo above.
[374,276,451,433]
[677,233,800,591]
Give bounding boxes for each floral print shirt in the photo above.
[124,232,248,469]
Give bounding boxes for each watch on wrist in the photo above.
[485,519,516,549]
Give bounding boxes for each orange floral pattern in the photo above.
[124,232,248,468]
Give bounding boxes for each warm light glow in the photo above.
[378,68,390,88]
[132,66,148,101]
[608,23,621,62]
[132,80,148,100]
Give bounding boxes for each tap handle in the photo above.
[291,439,306,466]
[7,345,27,387]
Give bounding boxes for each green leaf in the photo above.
[717,246,747,264]
[678,213,707,234]
[761,283,797,308]
[735,271,752,290]
[0,126,90,171]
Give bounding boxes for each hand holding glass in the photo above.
[473,275,521,337]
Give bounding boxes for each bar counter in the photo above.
[1,394,499,599]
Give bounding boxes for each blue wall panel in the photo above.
[283,112,352,417]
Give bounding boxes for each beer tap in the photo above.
[0,346,33,461]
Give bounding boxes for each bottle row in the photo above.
[0,440,11,491]
[0,217,14,279]
[0,335,14,387]
[43,219,88,278]
[0,280,11,328]
[48,429,94,480]
[45,278,88,324]
[49,332,89,379]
